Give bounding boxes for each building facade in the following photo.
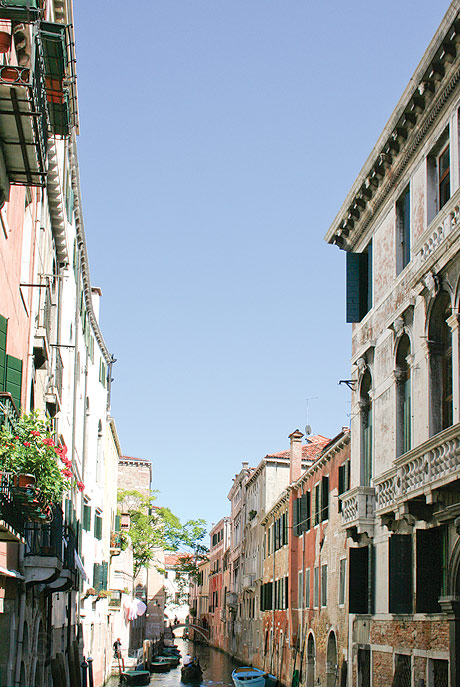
[325,2,460,684]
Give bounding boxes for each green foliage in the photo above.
[0,411,79,503]
[117,489,208,578]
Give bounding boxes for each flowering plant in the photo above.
[0,411,82,504]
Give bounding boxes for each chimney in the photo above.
[289,429,304,483]
[242,461,249,470]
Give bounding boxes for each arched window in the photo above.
[360,371,373,486]
[428,291,453,435]
[395,334,411,457]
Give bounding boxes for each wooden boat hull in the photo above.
[121,670,151,685]
[181,663,203,682]
[232,667,277,687]
[150,662,171,673]
[155,655,180,667]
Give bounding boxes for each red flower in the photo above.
[77,481,85,492]
[43,437,55,447]
[14,436,19,440]
[30,431,40,437]
[61,469,72,479]
[23,441,30,447]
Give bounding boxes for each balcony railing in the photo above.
[25,505,64,559]
[0,473,26,540]
[374,422,460,515]
[0,30,48,187]
[340,486,376,536]
[414,187,460,270]
[0,391,19,433]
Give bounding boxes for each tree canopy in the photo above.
[117,489,208,578]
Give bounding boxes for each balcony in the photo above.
[24,506,77,588]
[0,34,48,188]
[226,592,237,609]
[340,486,375,539]
[374,422,460,522]
[110,530,122,556]
[0,1,41,22]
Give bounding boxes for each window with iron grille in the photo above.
[393,654,411,687]
[357,648,370,687]
[429,658,448,687]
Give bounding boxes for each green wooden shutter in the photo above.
[389,534,412,614]
[338,465,345,512]
[349,547,369,614]
[6,355,22,410]
[346,251,371,323]
[115,514,121,532]
[321,476,329,521]
[83,505,91,531]
[293,498,299,537]
[416,528,442,613]
[102,561,108,590]
[0,315,7,391]
[299,493,310,533]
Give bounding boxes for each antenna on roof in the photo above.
[305,397,318,440]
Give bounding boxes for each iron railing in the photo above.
[0,473,25,536]
[25,505,64,559]
[0,392,19,433]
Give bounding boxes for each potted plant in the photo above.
[0,411,84,507]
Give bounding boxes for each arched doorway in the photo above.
[306,633,315,687]
[326,631,338,687]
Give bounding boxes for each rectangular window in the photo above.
[313,567,319,608]
[282,511,288,545]
[346,240,373,323]
[393,655,411,687]
[358,648,371,687]
[349,546,374,614]
[416,527,444,613]
[321,565,327,607]
[389,534,412,614]
[396,186,411,274]
[338,460,350,512]
[339,558,346,605]
[438,144,450,210]
[305,568,310,608]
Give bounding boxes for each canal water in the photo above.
[107,638,241,687]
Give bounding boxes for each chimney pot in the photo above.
[289,429,304,483]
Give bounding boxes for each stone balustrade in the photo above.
[374,422,460,514]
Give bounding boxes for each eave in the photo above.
[325,1,460,251]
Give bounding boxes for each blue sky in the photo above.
[73,1,447,530]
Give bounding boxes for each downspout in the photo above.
[13,546,26,687]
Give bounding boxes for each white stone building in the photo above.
[325,2,460,684]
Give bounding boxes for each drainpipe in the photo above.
[13,545,26,687]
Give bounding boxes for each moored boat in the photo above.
[181,660,203,683]
[150,661,171,673]
[231,667,277,687]
[156,654,180,667]
[121,670,151,686]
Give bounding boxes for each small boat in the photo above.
[181,660,203,683]
[156,654,180,667]
[150,661,171,673]
[121,670,151,686]
[162,647,181,657]
[231,668,277,687]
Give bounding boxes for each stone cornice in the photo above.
[325,2,460,251]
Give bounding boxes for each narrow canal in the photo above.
[107,638,241,687]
